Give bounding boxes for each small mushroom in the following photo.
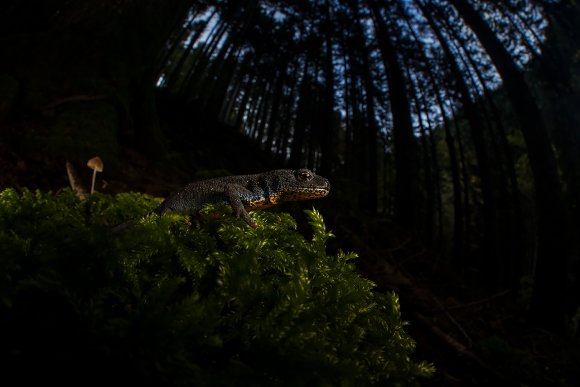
[87,156,104,194]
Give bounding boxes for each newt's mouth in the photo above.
[283,186,330,200]
[259,184,330,206]
[304,187,330,196]
[298,178,330,195]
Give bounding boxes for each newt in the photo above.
[112,168,330,233]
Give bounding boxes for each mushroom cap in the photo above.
[87,156,104,172]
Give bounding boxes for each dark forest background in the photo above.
[1,0,580,385]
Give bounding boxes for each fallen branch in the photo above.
[429,290,510,314]
[432,296,473,348]
[337,222,515,384]
[45,94,108,111]
[413,311,510,383]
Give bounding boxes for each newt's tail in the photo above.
[111,208,163,234]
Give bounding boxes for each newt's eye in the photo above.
[296,170,312,181]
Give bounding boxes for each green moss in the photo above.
[0,188,432,385]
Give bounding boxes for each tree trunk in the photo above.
[349,1,379,213]
[369,1,419,230]
[319,0,337,176]
[289,60,312,168]
[449,0,570,330]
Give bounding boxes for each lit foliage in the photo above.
[0,188,432,385]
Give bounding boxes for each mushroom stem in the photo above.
[90,169,97,194]
[86,156,103,194]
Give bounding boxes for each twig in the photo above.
[413,311,510,383]
[429,290,510,314]
[432,296,473,348]
[45,94,108,111]
[65,161,89,199]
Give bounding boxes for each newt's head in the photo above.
[270,169,330,204]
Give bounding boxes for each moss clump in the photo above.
[0,188,432,386]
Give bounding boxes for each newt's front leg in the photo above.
[224,185,257,228]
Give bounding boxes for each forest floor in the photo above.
[1,122,579,387]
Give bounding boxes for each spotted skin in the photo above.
[113,169,330,232]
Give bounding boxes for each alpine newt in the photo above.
[112,168,330,232]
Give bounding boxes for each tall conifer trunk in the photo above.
[449,0,571,330]
[369,1,419,231]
